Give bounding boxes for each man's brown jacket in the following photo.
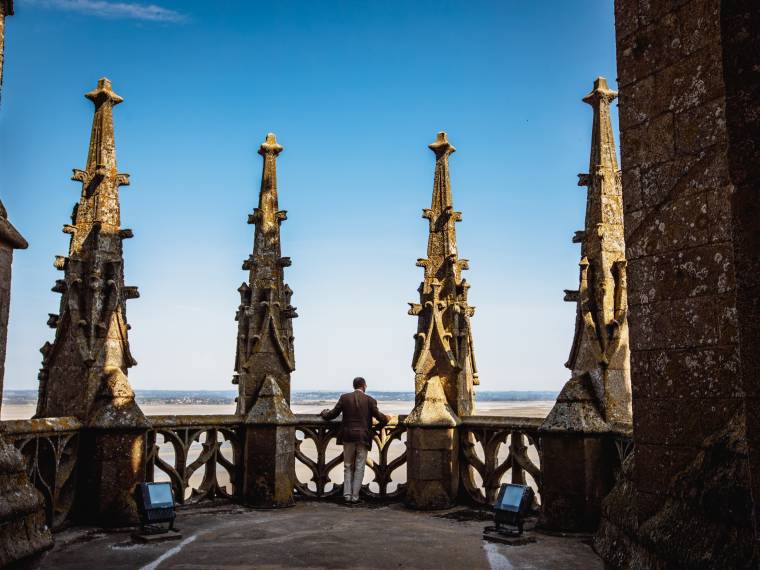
[321,390,389,447]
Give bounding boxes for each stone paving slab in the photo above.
[40,502,603,569]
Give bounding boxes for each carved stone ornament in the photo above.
[233,133,297,415]
[409,132,478,417]
[36,78,140,422]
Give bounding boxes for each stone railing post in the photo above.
[242,375,295,508]
[404,377,461,510]
[538,373,617,532]
[77,370,149,527]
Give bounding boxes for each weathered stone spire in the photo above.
[563,77,631,425]
[408,131,478,417]
[233,132,296,415]
[36,78,141,421]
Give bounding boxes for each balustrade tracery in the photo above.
[459,416,543,506]
[293,414,408,500]
[145,415,241,505]
[1,411,547,529]
[3,417,81,529]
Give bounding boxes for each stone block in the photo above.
[538,433,615,532]
[675,98,727,156]
[242,424,295,508]
[77,428,147,526]
[404,426,458,510]
[626,112,676,171]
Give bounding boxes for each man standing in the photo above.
[320,377,390,503]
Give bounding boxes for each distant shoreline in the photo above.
[2,389,558,407]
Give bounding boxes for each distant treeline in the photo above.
[2,389,558,406]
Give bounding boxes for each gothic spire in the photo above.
[36,78,141,422]
[409,131,478,417]
[564,76,631,425]
[234,133,296,416]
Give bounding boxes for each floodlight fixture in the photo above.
[136,482,177,534]
[493,483,534,535]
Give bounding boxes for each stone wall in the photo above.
[595,0,760,566]
[720,0,760,544]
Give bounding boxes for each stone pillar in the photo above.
[0,212,52,565]
[0,3,54,563]
[404,377,460,510]
[242,375,295,508]
[594,1,760,567]
[538,374,616,531]
[76,369,149,526]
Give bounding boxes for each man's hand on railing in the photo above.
[319,409,331,419]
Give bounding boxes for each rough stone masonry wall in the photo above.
[721,0,760,546]
[617,0,744,519]
[597,0,759,566]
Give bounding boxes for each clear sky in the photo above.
[0,0,618,393]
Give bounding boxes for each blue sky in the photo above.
[0,0,618,392]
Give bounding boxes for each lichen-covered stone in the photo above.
[409,132,478,417]
[405,376,460,428]
[405,377,460,510]
[597,0,760,564]
[563,77,631,427]
[234,133,296,416]
[242,377,296,507]
[595,419,755,569]
[541,373,609,434]
[245,375,296,426]
[0,5,54,563]
[36,78,142,424]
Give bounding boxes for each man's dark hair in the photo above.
[353,377,366,390]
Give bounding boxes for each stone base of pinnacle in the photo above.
[0,433,53,567]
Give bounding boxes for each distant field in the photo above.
[1,389,558,408]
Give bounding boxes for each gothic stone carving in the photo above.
[233,133,296,415]
[564,77,632,426]
[409,132,478,417]
[36,78,141,422]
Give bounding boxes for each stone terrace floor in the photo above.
[41,502,603,569]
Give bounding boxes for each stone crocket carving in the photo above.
[233,133,296,415]
[564,77,632,425]
[409,132,478,417]
[36,78,140,421]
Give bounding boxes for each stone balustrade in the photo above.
[459,416,542,505]
[294,414,408,500]
[2,413,552,530]
[145,415,241,505]
[3,417,81,529]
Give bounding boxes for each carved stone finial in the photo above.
[84,77,124,107]
[258,132,284,156]
[35,78,140,422]
[428,131,456,157]
[410,132,478,417]
[562,77,631,425]
[234,133,296,415]
[582,76,619,106]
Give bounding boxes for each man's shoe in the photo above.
[351,497,362,504]
[344,496,352,504]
